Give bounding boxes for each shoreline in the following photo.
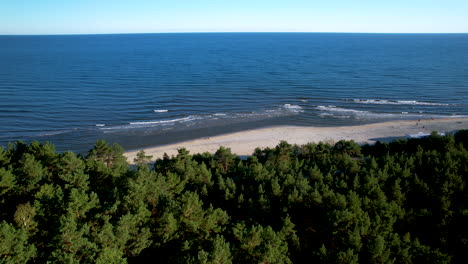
[124,117,468,163]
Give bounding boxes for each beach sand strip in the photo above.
[124,118,468,163]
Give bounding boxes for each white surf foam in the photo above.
[129,116,198,125]
[351,99,449,106]
[153,109,169,113]
[100,105,303,132]
[283,104,304,113]
[316,105,468,120]
[100,116,202,131]
[95,124,105,127]
[316,105,369,114]
[316,105,401,119]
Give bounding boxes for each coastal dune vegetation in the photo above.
[1,131,468,263]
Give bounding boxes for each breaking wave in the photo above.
[283,104,303,113]
[315,105,466,120]
[129,116,198,125]
[99,103,304,132]
[349,99,449,106]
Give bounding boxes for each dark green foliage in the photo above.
[0,131,468,263]
[133,150,153,167]
[0,221,37,263]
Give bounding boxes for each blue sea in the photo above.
[1,33,468,154]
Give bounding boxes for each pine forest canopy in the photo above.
[1,131,468,263]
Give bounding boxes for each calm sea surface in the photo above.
[1,33,467,153]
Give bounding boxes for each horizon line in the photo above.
[1,31,468,36]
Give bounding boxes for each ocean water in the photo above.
[1,33,467,153]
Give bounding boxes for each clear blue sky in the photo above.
[1,0,467,34]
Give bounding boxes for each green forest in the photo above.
[1,131,468,263]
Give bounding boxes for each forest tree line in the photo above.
[1,130,468,263]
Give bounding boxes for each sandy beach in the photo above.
[124,118,468,162]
